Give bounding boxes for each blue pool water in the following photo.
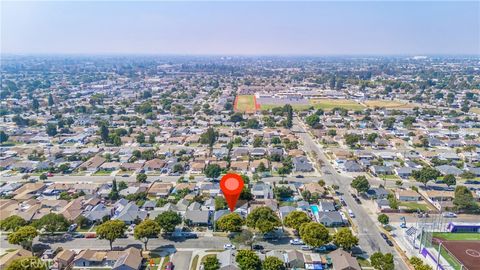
[310,205,319,215]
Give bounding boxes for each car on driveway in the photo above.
[165,262,174,270]
[289,239,304,245]
[224,244,236,250]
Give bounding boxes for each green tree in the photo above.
[46,123,57,137]
[344,134,361,148]
[383,117,396,130]
[350,176,370,194]
[263,256,285,270]
[134,219,161,251]
[246,207,281,234]
[333,228,359,250]
[214,197,227,210]
[96,220,126,250]
[378,214,389,225]
[443,174,456,187]
[136,132,145,144]
[136,173,147,183]
[0,131,9,144]
[284,211,310,231]
[299,222,330,247]
[0,215,27,231]
[246,118,260,129]
[216,213,244,232]
[6,257,47,270]
[203,256,220,270]
[453,185,478,211]
[200,127,218,147]
[99,123,109,143]
[7,226,38,253]
[232,229,255,249]
[273,186,294,200]
[283,104,293,128]
[236,250,262,270]
[154,211,182,233]
[48,94,54,107]
[32,98,40,111]
[299,221,330,247]
[205,164,222,179]
[33,213,70,235]
[370,252,394,270]
[412,168,440,188]
[109,179,119,200]
[305,114,320,127]
[39,173,47,181]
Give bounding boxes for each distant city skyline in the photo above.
[1,1,479,55]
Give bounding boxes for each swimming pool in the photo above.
[310,205,319,215]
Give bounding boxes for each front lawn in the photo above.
[399,202,430,211]
[93,170,113,176]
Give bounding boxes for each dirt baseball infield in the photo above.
[441,241,480,270]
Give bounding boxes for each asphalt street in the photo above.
[293,117,409,270]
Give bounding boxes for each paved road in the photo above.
[294,117,409,270]
[172,251,193,270]
[1,235,299,254]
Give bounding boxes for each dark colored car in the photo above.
[380,233,388,240]
[386,239,394,247]
[184,233,198,239]
[296,175,304,178]
[165,262,174,270]
[252,244,264,250]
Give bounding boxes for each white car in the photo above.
[289,238,304,245]
[224,244,236,250]
[301,245,312,251]
[442,212,457,218]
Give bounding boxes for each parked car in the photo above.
[296,175,304,178]
[252,245,264,250]
[380,233,388,240]
[68,223,78,232]
[289,239,304,245]
[224,244,236,250]
[386,239,394,247]
[442,212,457,218]
[301,245,313,251]
[184,233,198,239]
[347,209,355,218]
[313,244,337,253]
[165,262,174,270]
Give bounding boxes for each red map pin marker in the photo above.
[220,173,244,212]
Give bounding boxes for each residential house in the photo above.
[293,156,313,172]
[113,202,147,224]
[396,190,421,201]
[251,182,273,200]
[286,250,305,269]
[217,250,239,270]
[329,249,361,270]
[185,210,210,226]
[317,211,344,227]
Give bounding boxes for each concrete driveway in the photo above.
[171,251,192,270]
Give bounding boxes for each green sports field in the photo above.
[235,95,256,112]
[260,99,365,111]
[433,232,480,241]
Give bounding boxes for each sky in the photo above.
[1,1,479,55]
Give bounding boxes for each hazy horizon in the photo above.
[2,1,479,55]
